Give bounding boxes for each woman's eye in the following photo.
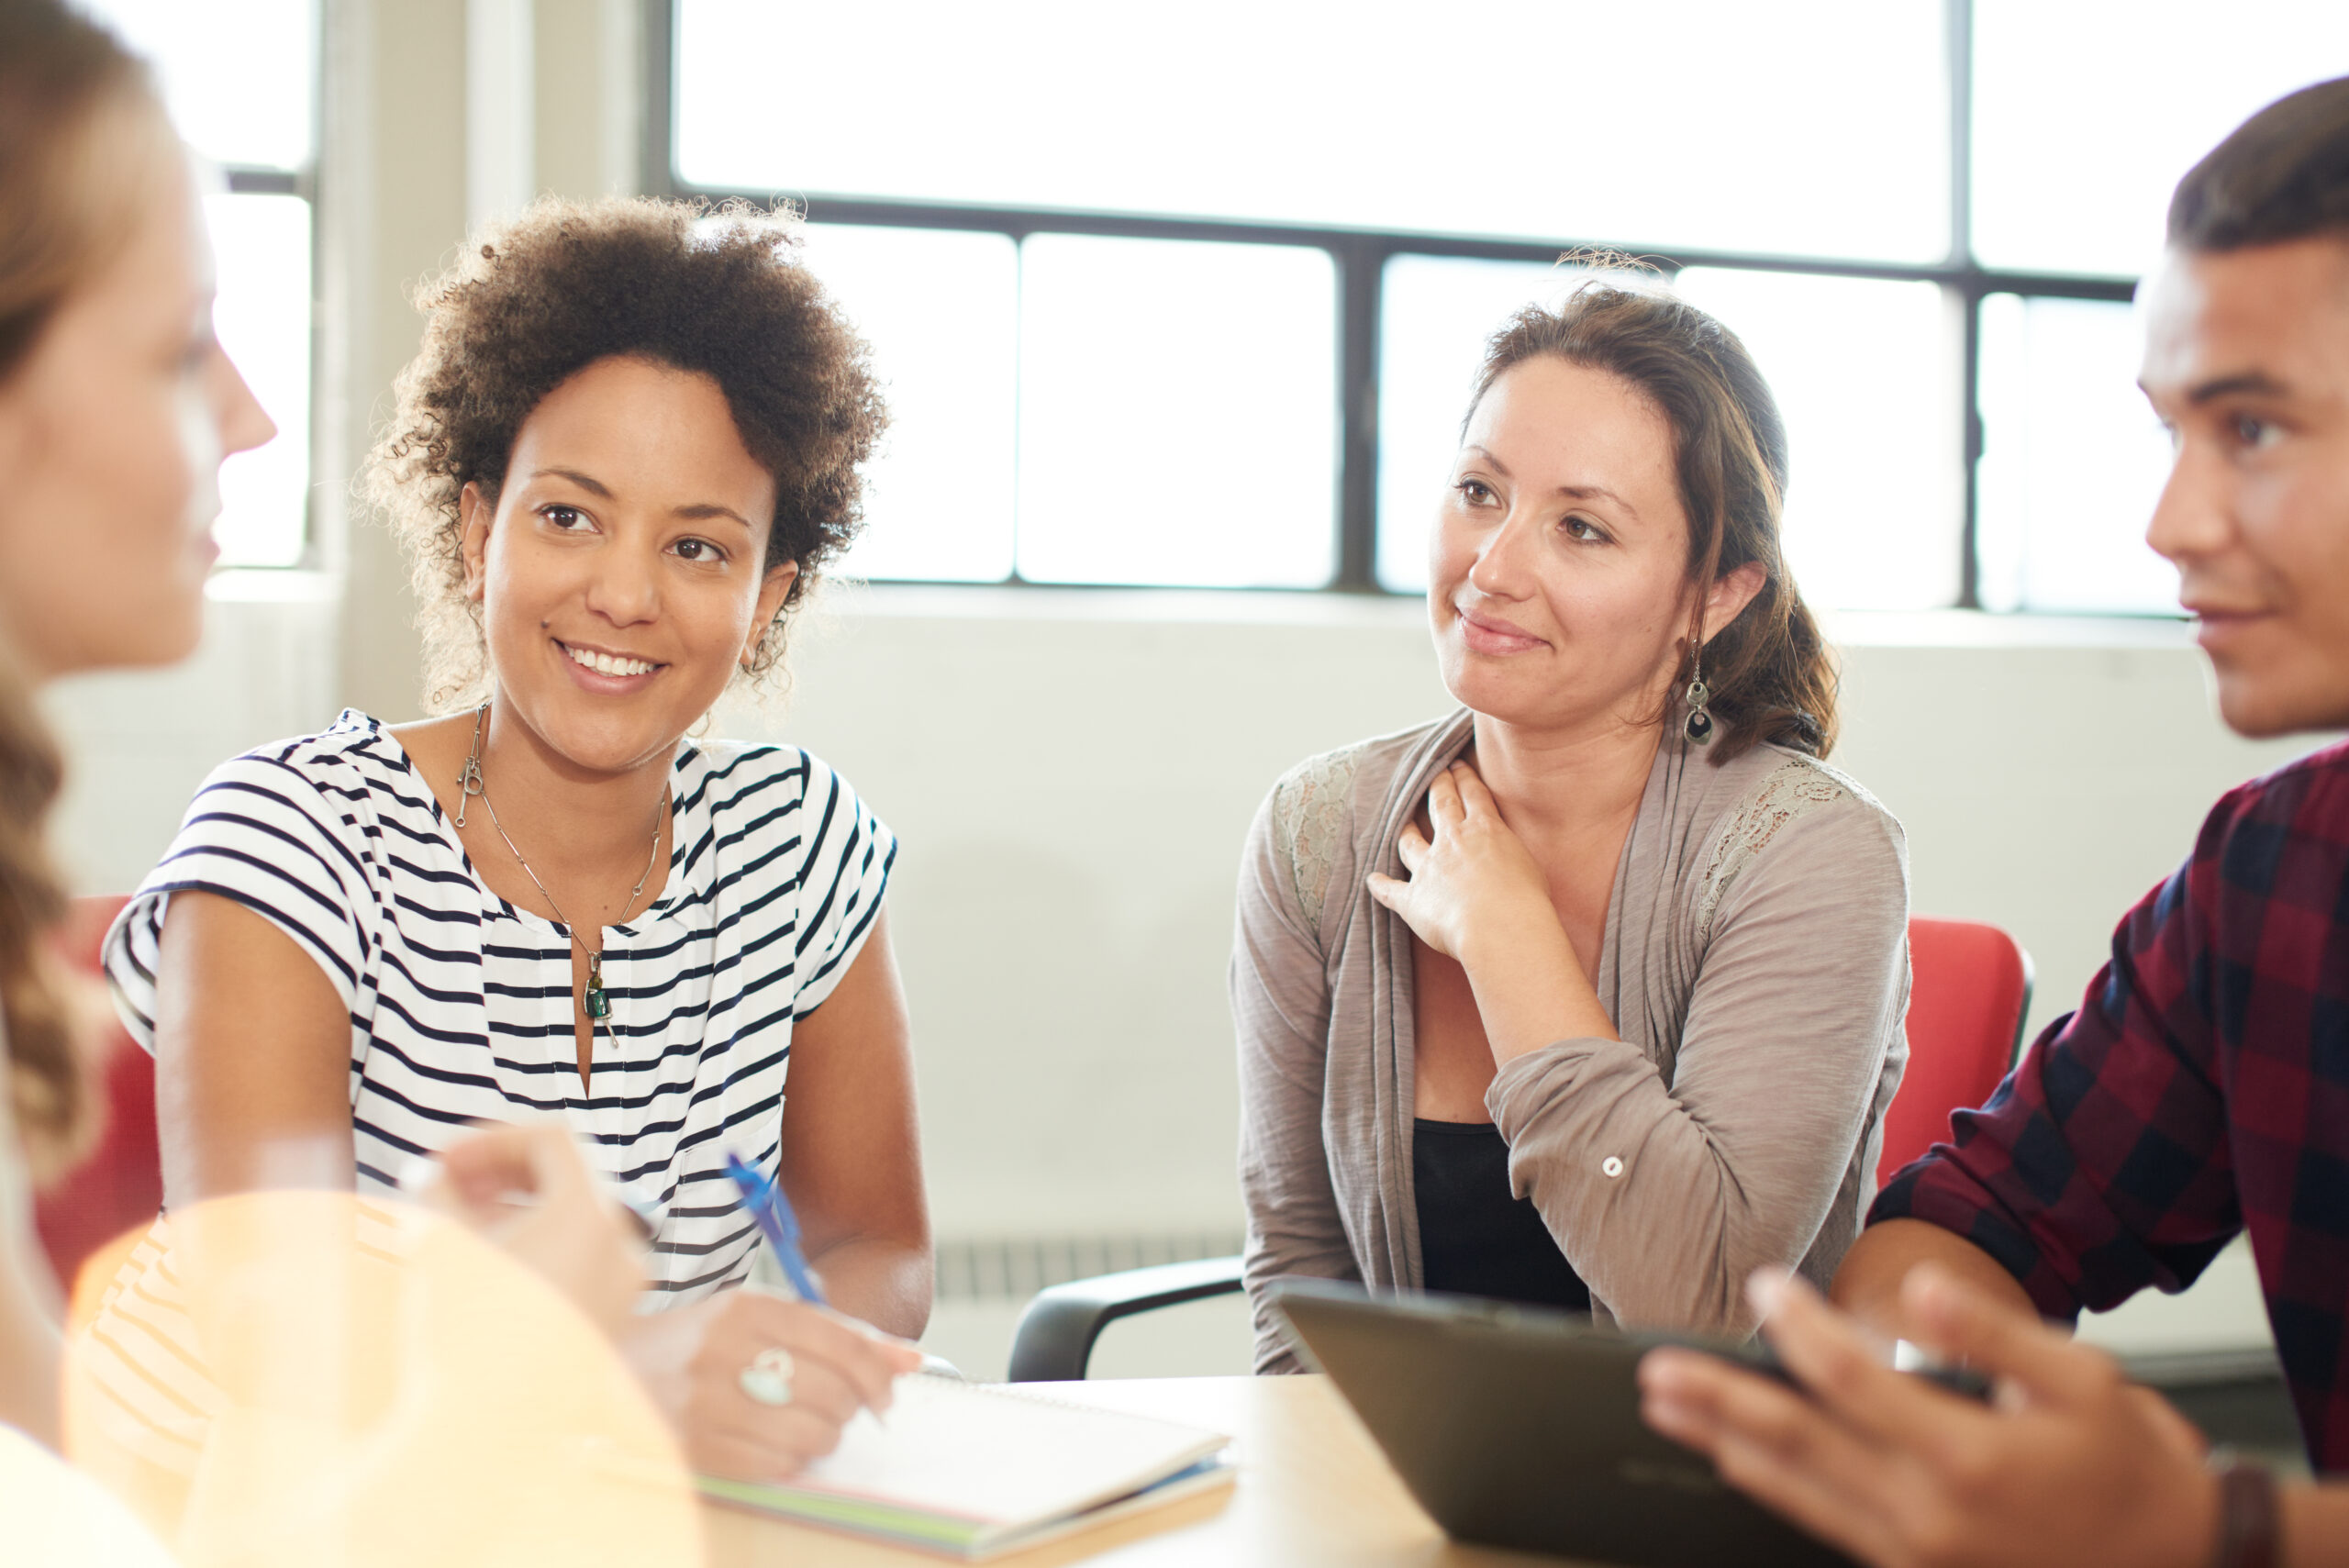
[2233,414,2280,450]
[673,537,726,563]
[1564,515,1609,543]
[1454,480,1496,505]
[541,505,587,530]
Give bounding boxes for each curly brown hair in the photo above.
[365,196,886,711]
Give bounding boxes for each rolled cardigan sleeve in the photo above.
[1488,791,1909,1337]
[1232,787,1359,1374]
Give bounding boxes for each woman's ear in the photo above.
[459,483,494,602]
[1705,560,1767,630]
[742,559,801,668]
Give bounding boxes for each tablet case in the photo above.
[1270,1281,1857,1568]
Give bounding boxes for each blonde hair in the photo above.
[0,0,175,1177]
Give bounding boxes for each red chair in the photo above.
[30,894,161,1291]
[1879,916,2033,1188]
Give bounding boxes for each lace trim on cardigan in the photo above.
[1694,755,1861,946]
[1271,745,1364,944]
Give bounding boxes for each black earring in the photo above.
[1684,646,1715,745]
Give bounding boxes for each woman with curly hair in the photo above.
[97,195,926,1481]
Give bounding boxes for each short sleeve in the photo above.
[102,751,378,1053]
[785,757,896,1018]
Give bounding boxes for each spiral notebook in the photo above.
[696,1374,1236,1559]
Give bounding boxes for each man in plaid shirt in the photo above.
[1641,79,2349,1568]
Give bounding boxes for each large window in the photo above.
[662,0,2349,612]
[82,0,317,570]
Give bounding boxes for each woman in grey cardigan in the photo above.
[1235,281,1910,1373]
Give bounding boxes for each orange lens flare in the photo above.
[63,1191,700,1568]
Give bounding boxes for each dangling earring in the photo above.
[1684,642,1715,745]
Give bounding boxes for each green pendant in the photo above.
[584,957,611,1021]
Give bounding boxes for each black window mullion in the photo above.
[1958,283,1986,610]
[1334,240,1382,592]
[656,0,2152,606]
[641,0,677,197]
[1949,0,1980,608]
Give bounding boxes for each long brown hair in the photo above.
[0,0,165,1177]
[1470,276,1839,763]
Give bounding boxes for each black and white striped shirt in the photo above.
[102,707,896,1303]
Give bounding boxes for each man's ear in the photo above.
[459,482,495,602]
[1705,560,1768,631]
[742,559,800,668]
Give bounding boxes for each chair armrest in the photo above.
[2121,1348,2299,1459]
[1006,1254,1245,1383]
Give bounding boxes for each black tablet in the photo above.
[1269,1280,1972,1568]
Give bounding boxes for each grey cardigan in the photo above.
[1233,709,1911,1373]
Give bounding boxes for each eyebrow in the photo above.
[672,502,755,529]
[530,467,754,529]
[2184,372,2292,405]
[1462,446,1640,518]
[533,466,613,497]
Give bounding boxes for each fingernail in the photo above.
[1642,1394,1697,1439]
[1747,1266,1791,1318]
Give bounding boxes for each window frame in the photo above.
[646,0,2141,607]
[122,0,327,573]
[216,168,320,572]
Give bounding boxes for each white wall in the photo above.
[43,578,339,893]
[45,586,2315,1373]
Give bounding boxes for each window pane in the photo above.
[207,193,310,568]
[1976,295,2176,615]
[678,0,1948,262]
[801,226,1018,584]
[1673,269,1962,610]
[1973,1,2349,276]
[1376,255,1591,594]
[79,0,316,171]
[1013,235,1335,587]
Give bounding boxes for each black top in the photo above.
[1412,1118,1592,1313]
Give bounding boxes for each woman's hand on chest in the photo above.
[1371,762,1621,1065]
[1369,762,1571,972]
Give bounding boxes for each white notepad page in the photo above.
[790,1375,1230,1526]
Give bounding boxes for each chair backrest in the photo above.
[30,894,160,1291]
[1877,916,2033,1190]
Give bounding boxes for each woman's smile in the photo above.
[555,637,665,688]
[1453,601,1550,656]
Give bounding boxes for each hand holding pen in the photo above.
[718,1151,919,1446]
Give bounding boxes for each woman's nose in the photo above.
[1466,509,1537,598]
[210,346,275,457]
[584,543,660,625]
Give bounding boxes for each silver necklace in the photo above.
[453,701,667,1028]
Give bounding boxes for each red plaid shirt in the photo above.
[1873,739,2349,1471]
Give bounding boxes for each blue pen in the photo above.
[724,1151,828,1307]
